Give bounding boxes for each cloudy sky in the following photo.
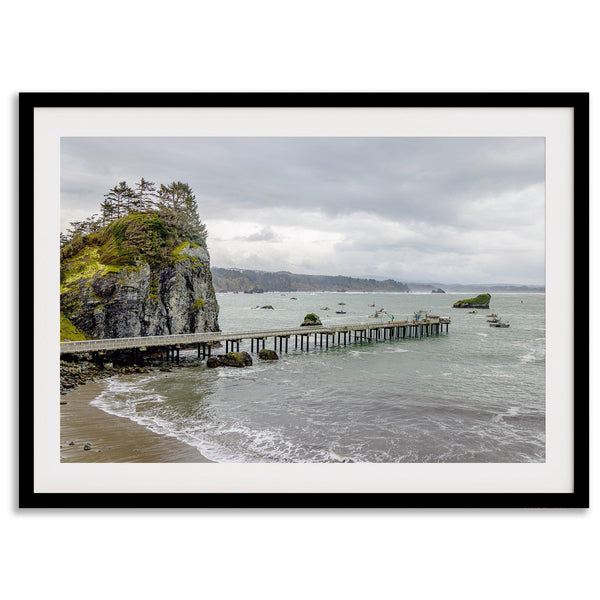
[61,137,545,284]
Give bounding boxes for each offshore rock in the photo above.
[207,352,253,368]
[300,313,322,326]
[258,349,279,360]
[453,293,491,309]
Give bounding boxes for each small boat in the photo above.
[368,303,376,307]
[468,310,477,314]
[490,321,510,328]
[487,317,499,323]
[336,310,347,314]
[320,306,330,310]
[338,302,346,305]
[486,312,497,318]
[290,297,297,300]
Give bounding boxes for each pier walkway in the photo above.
[60,317,450,361]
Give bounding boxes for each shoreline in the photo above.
[60,379,212,463]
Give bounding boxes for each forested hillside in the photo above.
[212,268,410,293]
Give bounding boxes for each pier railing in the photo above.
[60,318,450,355]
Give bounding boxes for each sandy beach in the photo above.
[60,380,211,463]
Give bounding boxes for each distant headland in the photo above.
[212,267,545,294]
[211,268,410,293]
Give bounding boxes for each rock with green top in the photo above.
[453,293,491,309]
[258,349,279,360]
[207,351,253,368]
[300,313,322,326]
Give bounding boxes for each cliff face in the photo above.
[60,215,219,340]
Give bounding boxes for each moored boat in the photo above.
[489,321,510,328]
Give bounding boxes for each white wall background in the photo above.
[1,1,597,598]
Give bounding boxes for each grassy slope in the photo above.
[60,313,88,341]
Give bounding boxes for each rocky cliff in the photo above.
[60,213,219,340]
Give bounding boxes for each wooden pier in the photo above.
[60,317,450,363]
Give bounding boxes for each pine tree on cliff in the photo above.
[104,181,135,219]
[133,177,157,212]
[157,181,193,212]
[100,197,116,225]
[157,181,205,242]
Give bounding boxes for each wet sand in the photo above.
[60,381,211,462]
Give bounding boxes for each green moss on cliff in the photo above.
[173,241,198,253]
[61,213,208,294]
[60,247,123,294]
[193,298,204,309]
[172,241,201,265]
[92,213,172,267]
[60,312,88,341]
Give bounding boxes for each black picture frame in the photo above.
[19,92,589,509]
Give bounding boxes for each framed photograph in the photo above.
[20,92,588,508]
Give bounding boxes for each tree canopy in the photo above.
[62,178,207,248]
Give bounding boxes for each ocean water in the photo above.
[91,292,545,463]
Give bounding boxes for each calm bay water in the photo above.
[92,292,545,462]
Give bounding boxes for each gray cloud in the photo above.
[61,137,545,284]
[241,227,280,242]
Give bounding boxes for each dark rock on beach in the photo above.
[60,354,204,395]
